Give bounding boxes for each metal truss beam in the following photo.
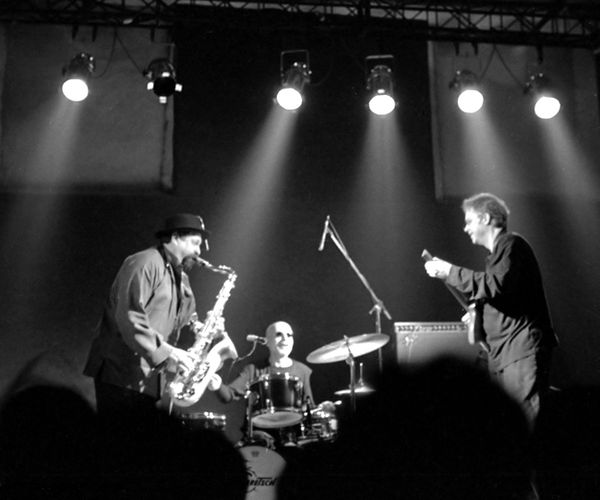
[1,1,599,48]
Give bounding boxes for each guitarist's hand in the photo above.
[424,257,452,279]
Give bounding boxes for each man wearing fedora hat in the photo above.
[84,213,211,416]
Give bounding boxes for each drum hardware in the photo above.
[244,386,256,445]
[296,400,339,447]
[316,216,392,372]
[334,362,375,396]
[237,430,277,450]
[304,395,313,430]
[307,334,388,411]
[175,411,227,432]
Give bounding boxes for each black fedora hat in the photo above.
[155,213,210,239]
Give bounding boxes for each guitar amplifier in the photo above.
[394,322,485,365]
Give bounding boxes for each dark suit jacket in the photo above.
[84,246,195,398]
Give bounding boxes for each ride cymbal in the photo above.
[306,333,389,364]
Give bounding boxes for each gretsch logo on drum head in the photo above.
[246,467,278,491]
[240,446,286,495]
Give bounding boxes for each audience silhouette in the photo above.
[0,377,247,499]
[532,386,600,500]
[4,355,600,500]
[280,356,533,500]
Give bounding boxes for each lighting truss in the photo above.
[1,1,600,49]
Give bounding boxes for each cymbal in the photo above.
[334,382,375,396]
[306,333,389,364]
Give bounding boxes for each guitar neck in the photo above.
[443,282,469,312]
[422,248,470,312]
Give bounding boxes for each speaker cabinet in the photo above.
[394,322,485,365]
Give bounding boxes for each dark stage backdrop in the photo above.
[169,17,442,440]
[0,12,599,445]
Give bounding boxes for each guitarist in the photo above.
[423,193,557,425]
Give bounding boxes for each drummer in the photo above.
[210,320,314,406]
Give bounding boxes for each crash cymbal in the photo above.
[334,382,375,396]
[306,333,389,364]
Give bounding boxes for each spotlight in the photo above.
[144,59,182,104]
[366,55,396,116]
[276,50,311,111]
[449,70,484,114]
[62,52,95,102]
[525,73,560,119]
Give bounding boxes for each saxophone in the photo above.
[167,261,238,407]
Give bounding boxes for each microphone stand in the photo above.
[323,218,392,373]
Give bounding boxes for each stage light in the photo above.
[449,70,484,114]
[276,50,311,111]
[62,52,95,102]
[144,59,182,104]
[366,56,396,116]
[525,73,561,120]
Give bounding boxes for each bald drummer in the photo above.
[210,321,314,405]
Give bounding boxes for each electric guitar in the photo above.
[421,249,489,353]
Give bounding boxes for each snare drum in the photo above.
[239,445,286,500]
[250,373,304,428]
[176,411,227,432]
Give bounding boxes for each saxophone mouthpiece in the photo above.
[193,257,234,275]
[193,257,212,268]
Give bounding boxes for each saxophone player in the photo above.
[84,213,211,417]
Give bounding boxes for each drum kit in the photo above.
[176,332,389,499]
[237,331,390,500]
[177,218,393,499]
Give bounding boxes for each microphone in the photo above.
[246,334,267,345]
[318,215,330,252]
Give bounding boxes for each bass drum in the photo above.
[250,373,304,428]
[239,445,286,500]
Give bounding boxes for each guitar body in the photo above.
[466,302,488,350]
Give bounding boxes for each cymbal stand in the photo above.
[324,218,392,372]
[344,336,357,412]
[244,385,254,444]
[357,362,366,388]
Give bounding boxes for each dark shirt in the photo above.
[446,231,557,371]
[84,246,196,398]
[217,359,313,405]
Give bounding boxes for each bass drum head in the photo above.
[239,445,286,500]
